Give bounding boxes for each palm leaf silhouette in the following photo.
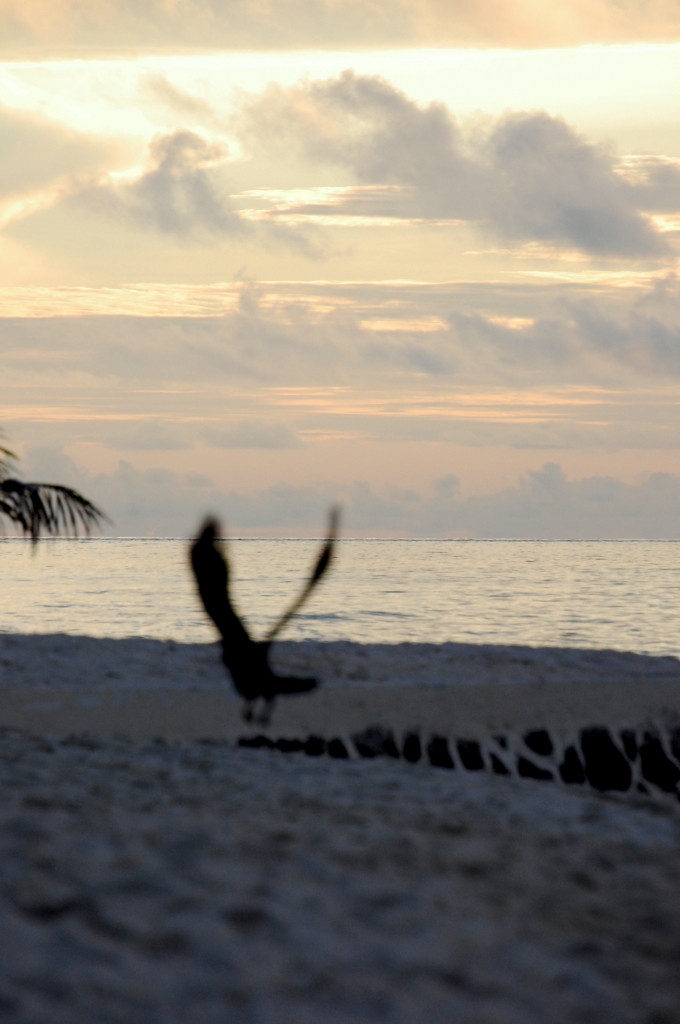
[0,479,107,542]
[0,431,107,542]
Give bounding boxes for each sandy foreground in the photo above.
[1,634,680,1023]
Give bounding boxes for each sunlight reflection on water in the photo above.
[1,538,679,656]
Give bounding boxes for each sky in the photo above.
[2,1,680,537]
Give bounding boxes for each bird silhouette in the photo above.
[190,509,338,724]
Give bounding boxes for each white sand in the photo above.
[1,633,680,1022]
[2,634,680,741]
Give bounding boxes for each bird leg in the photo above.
[253,696,276,726]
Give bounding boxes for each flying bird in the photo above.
[190,508,339,723]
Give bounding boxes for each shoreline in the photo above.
[2,632,680,801]
[3,631,679,692]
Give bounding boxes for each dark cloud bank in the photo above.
[22,449,680,539]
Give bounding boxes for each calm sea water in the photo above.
[1,538,679,657]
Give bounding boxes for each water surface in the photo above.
[1,538,679,657]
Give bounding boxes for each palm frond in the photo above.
[0,478,108,542]
[0,441,17,480]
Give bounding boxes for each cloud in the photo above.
[6,275,680,458]
[617,157,680,215]
[238,72,669,257]
[87,419,303,453]
[0,0,680,55]
[0,0,413,54]
[443,271,680,385]
[0,285,355,388]
[32,128,322,255]
[140,74,225,130]
[20,446,336,537]
[0,106,116,201]
[74,130,243,240]
[451,462,680,539]
[412,0,680,48]
[7,273,680,474]
[202,420,303,450]
[22,448,222,537]
[3,76,675,261]
[332,465,680,538]
[3,274,680,393]
[98,421,188,452]
[20,447,680,538]
[483,112,664,256]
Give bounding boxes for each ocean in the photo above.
[1,537,679,657]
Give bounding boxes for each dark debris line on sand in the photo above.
[240,723,680,803]
[1,729,680,1023]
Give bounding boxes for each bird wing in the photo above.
[264,506,339,643]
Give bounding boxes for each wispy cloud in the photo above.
[201,419,303,450]
[5,276,680,389]
[4,276,680,462]
[140,73,227,131]
[1,0,680,56]
[0,104,124,232]
[0,105,117,199]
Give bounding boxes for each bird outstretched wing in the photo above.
[264,506,340,643]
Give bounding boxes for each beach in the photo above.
[4,0,680,1015]
[1,635,680,1022]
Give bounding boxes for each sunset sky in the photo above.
[2,1,680,536]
